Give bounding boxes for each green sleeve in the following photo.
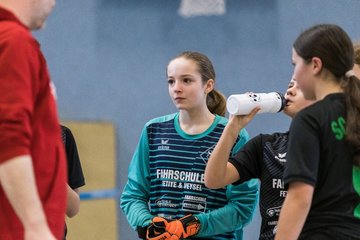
[120,126,153,229]
[195,179,259,238]
[195,128,259,238]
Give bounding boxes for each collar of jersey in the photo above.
[174,112,221,140]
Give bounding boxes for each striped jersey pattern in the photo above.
[147,113,237,240]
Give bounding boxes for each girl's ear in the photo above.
[311,57,323,75]
[205,79,215,94]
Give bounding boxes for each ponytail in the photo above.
[207,89,226,117]
[342,74,360,166]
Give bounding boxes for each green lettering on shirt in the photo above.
[331,116,346,140]
[354,166,360,218]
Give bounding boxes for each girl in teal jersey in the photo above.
[121,51,258,240]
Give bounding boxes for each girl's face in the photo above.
[353,64,360,79]
[167,57,212,112]
[291,48,316,100]
[284,78,315,118]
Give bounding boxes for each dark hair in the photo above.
[170,51,226,116]
[293,24,360,166]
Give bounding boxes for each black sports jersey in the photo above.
[229,132,289,240]
[285,93,360,239]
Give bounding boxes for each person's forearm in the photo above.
[0,155,50,230]
[66,185,80,218]
[275,182,313,240]
[205,109,259,189]
[205,121,240,189]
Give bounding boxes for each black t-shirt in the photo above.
[285,93,360,239]
[61,125,85,189]
[229,132,289,240]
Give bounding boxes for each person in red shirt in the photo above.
[0,1,67,240]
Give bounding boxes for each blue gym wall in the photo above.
[35,0,360,239]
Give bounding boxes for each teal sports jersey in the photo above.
[121,113,259,240]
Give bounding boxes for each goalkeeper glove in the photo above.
[166,215,200,239]
[147,217,178,240]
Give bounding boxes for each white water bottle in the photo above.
[226,92,286,115]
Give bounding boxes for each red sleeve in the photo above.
[0,27,37,163]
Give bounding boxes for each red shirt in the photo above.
[0,7,67,239]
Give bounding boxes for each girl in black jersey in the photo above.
[274,24,360,240]
[204,78,314,240]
